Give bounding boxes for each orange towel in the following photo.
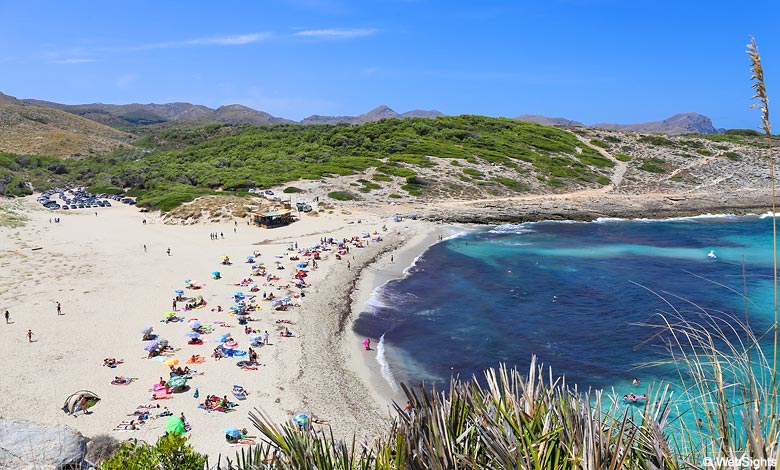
[187,356,205,364]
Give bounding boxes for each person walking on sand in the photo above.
[143,244,147,252]
[4,310,9,324]
[56,302,62,315]
[166,248,171,256]
[172,298,177,312]
[27,330,33,342]
[263,330,270,345]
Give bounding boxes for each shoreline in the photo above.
[1,190,776,463]
[346,221,446,406]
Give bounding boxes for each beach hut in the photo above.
[253,211,294,229]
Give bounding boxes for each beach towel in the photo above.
[111,377,136,386]
[186,356,205,364]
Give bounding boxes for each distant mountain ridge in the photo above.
[302,105,443,125]
[0,92,442,129]
[515,112,722,135]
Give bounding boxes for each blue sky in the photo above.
[0,0,777,129]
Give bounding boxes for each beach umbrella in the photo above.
[163,358,179,366]
[294,279,305,285]
[158,338,169,348]
[62,390,100,414]
[164,311,176,318]
[223,340,239,350]
[249,283,258,289]
[233,291,245,297]
[211,271,220,276]
[174,289,184,295]
[292,414,309,426]
[140,326,154,335]
[167,376,189,388]
[247,256,254,260]
[165,416,186,435]
[222,427,241,438]
[249,336,262,343]
[184,331,201,339]
[215,334,230,343]
[143,340,159,352]
[280,297,291,303]
[296,263,308,268]
[184,279,192,284]
[188,320,201,330]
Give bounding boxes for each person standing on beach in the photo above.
[143,244,147,252]
[56,302,62,315]
[263,330,270,345]
[4,310,9,324]
[27,330,33,342]
[172,298,177,312]
[166,248,171,256]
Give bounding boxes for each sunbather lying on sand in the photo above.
[114,419,144,431]
[111,376,135,385]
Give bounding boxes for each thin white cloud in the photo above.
[181,33,271,46]
[51,58,97,64]
[294,28,377,39]
[124,33,272,51]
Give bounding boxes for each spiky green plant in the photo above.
[238,358,683,469]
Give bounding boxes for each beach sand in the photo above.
[0,197,438,461]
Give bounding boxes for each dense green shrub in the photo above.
[283,186,303,193]
[639,158,667,173]
[100,434,206,470]
[614,153,632,162]
[638,135,675,146]
[327,191,358,201]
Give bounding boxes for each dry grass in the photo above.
[0,104,131,157]
[0,205,29,228]
[162,195,267,224]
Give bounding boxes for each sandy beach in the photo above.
[0,196,438,461]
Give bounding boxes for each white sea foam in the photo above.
[488,223,536,234]
[376,334,400,393]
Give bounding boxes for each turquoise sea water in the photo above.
[354,215,778,400]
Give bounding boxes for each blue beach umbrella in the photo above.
[233,291,245,297]
[296,263,307,268]
[247,256,254,260]
[215,334,230,343]
[188,320,202,330]
[140,326,153,335]
[184,331,201,339]
[222,427,241,438]
[184,279,191,284]
[211,271,220,276]
[174,289,184,295]
[143,340,159,352]
[293,414,309,426]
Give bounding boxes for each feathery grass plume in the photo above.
[748,36,778,393]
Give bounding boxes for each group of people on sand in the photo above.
[201,394,235,412]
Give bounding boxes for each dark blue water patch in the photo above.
[354,216,778,393]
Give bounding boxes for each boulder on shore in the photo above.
[0,418,86,469]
